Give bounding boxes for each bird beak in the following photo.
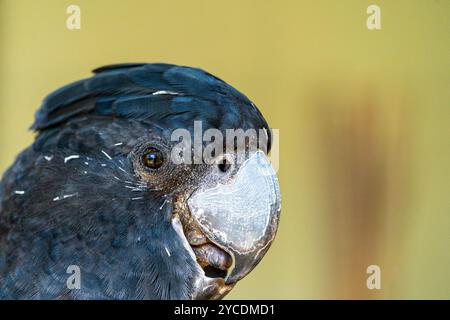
[187,150,281,284]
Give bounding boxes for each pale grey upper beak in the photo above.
[188,150,281,284]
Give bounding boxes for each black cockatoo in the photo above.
[0,63,281,299]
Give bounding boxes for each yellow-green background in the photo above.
[0,0,449,299]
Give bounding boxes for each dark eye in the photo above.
[143,147,164,169]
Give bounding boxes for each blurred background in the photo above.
[0,0,449,299]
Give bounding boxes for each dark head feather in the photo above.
[32,63,271,149]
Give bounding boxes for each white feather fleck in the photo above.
[101,150,112,160]
[165,247,171,257]
[64,155,80,163]
[14,190,25,195]
[159,200,168,210]
[44,155,53,161]
[114,142,123,146]
[125,186,143,192]
[152,90,179,96]
[63,193,78,199]
[53,193,78,201]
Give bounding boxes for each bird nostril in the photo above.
[218,159,231,173]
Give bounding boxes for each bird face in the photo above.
[127,129,281,299]
[0,63,281,299]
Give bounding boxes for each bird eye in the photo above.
[142,147,164,169]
